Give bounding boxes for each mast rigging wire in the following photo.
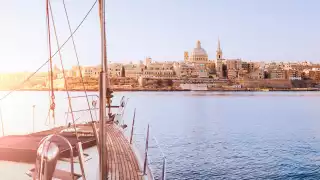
[0,0,98,102]
[49,2,79,139]
[46,0,56,124]
[62,0,95,124]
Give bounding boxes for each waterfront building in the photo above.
[248,69,264,80]
[309,69,320,80]
[82,66,99,78]
[109,63,123,77]
[285,69,302,80]
[173,62,197,78]
[227,69,238,79]
[143,60,175,78]
[270,69,286,80]
[265,62,284,70]
[226,59,242,70]
[69,66,81,77]
[242,61,255,73]
[192,63,208,78]
[226,59,242,79]
[206,62,216,77]
[67,65,100,78]
[123,62,144,78]
[253,62,264,69]
[241,62,249,72]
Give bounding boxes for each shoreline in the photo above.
[0,88,319,92]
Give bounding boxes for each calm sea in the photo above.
[1,91,320,180]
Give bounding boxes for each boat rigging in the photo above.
[0,0,164,179]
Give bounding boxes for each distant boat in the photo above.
[180,83,208,91]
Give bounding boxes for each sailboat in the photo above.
[0,0,165,179]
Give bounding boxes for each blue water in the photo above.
[1,91,320,179]
[125,92,320,180]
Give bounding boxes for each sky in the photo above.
[0,0,320,72]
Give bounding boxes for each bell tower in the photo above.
[215,38,224,78]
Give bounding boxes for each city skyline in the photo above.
[1,0,320,73]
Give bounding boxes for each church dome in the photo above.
[190,40,208,57]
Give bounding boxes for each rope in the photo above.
[62,0,96,123]
[46,0,56,124]
[0,0,98,102]
[49,2,79,139]
[47,64,52,125]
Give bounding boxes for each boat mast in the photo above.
[98,0,108,179]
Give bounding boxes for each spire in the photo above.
[196,40,201,48]
[216,37,223,60]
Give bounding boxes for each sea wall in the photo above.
[240,79,292,89]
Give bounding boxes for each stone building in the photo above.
[143,60,175,78]
[248,69,264,80]
[184,40,209,78]
[64,65,99,78]
[241,62,255,73]
[227,69,238,79]
[123,62,145,78]
[173,62,197,78]
[309,70,320,80]
[285,69,302,80]
[270,69,286,80]
[226,59,242,70]
[109,63,123,77]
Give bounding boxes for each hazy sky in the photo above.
[0,0,320,72]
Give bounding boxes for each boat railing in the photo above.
[129,114,166,180]
[65,94,99,99]
[33,134,86,180]
[151,135,166,180]
[64,95,127,114]
[143,124,166,180]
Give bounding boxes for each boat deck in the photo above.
[0,122,146,179]
[105,123,143,180]
[0,124,97,163]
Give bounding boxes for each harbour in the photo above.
[1,0,320,179]
[0,91,320,179]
